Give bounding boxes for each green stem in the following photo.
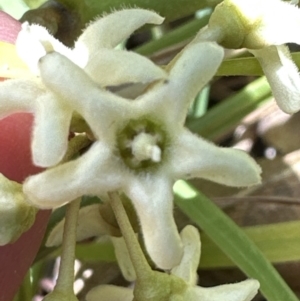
[108,192,151,281]
[54,198,81,293]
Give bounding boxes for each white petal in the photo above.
[86,285,133,301]
[46,204,114,247]
[111,236,136,281]
[76,9,164,51]
[0,79,42,118]
[171,129,261,187]
[23,142,123,208]
[124,173,182,269]
[32,93,72,167]
[171,225,200,285]
[139,42,223,125]
[188,279,259,301]
[238,0,300,47]
[38,52,133,139]
[16,22,73,74]
[85,49,166,87]
[0,174,37,245]
[250,45,300,114]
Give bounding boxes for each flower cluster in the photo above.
[195,0,300,114]
[4,0,300,299]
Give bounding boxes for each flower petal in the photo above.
[111,236,136,281]
[124,173,182,269]
[250,45,300,114]
[38,52,133,139]
[32,93,72,167]
[23,142,123,208]
[171,129,261,187]
[76,9,164,51]
[171,225,200,285]
[139,42,223,125]
[86,284,133,301]
[16,22,75,74]
[187,279,259,301]
[0,78,42,118]
[85,48,167,87]
[46,204,116,247]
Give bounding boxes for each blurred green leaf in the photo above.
[57,0,219,25]
[187,77,272,140]
[174,180,299,301]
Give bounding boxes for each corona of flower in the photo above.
[195,0,300,114]
[0,9,166,167]
[23,40,261,269]
[86,226,260,301]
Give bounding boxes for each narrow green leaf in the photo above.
[57,0,220,25]
[135,12,211,56]
[187,77,272,139]
[174,180,299,301]
[75,241,116,262]
[216,52,300,76]
[200,220,300,268]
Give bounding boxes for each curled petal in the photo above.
[23,142,124,208]
[32,93,72,167]
[0,79,43,118]
[86,285,133,301]
[46,204,116,247]
[16,22,75,74]
[38,52,133,138]
[171,129,261,187]
[140,42,223,125]
[76,9,164,51]
[85,49,167,87]
[250,45,300,114]
[187,279,259,301]
[111,236,136,281]
[124,174,182,269]
[171,225,200,285]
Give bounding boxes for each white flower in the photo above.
[23,40,261,269]
[0,9,166,167]
[86,226,260,301]
[195,0,300,114]
[0,173,37,245]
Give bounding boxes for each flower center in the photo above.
[117,118,167,170]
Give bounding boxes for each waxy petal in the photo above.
[171,225,200,285]
[187,279,259,301]
[85,48,167,87]
[124,174,182,269]
[76,9,164,51]
[250,45,300,114]
[38,52,133,139]
[139,42,223,125]
[32,93,72,167]
[0,79,42,117]
[23,142,124,208]
[171,130,261,187]
[86,285,133,301]
[46,204,116,247]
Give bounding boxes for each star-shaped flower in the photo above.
[195,0,300,114]
[23,40,261,269]
[86,225,260,301]
[0,9,166,167]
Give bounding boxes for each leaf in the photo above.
[174,180,299,301]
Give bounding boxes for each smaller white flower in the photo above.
[0,173,37,245]
[86,226,260,301]
[0,9,166,167]
[23,41,261,269]
[195,0,300,114]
